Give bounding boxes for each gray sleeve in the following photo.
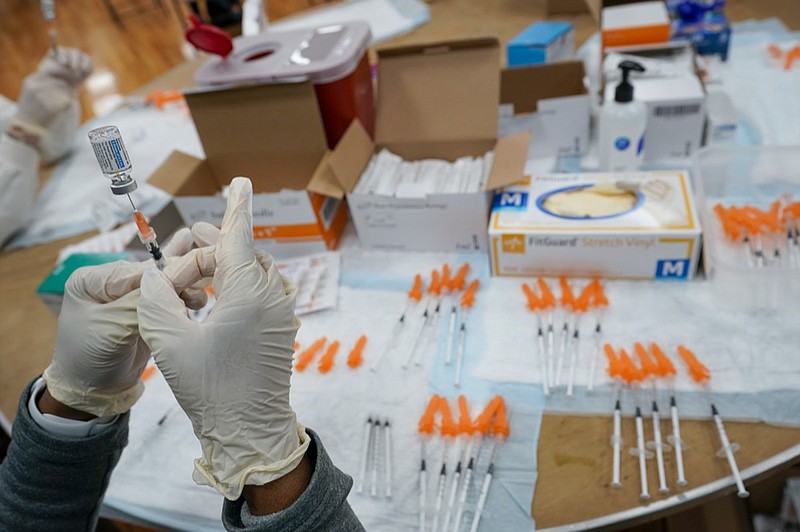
[0,379,129,532]
[222,429,365,532]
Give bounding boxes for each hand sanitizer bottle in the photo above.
[598,60,647,172]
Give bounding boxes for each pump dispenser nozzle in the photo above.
[615,60,646,103]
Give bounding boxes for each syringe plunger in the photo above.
[88,126,137,195]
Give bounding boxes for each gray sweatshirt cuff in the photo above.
[222,429,364,531]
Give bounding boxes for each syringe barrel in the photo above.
[88,126,137,195]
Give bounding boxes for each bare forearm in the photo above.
[243,453,313,515]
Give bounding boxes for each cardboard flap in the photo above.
[486,132,531,190]
[147,151,219,196]
[185,81,328,193]
[328,120,373,193]
[307,151,345,199]
[501,61,587,114]
[376,38,500,146]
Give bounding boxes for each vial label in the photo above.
[91,137,132,175]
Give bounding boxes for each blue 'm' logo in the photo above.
[493,192,528,211]
[614,137,631,151]
[655,259,690,279]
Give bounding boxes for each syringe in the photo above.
[40,0,58,57]
[88,125,166,270]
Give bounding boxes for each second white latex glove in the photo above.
[13,48,93,136]
[139,177,307,501]
[43,228,212,417]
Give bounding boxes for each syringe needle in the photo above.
[126,193,136,210]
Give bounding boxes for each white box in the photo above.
[331,38,530,253]
[500,61,590,158]
[488,171,702,279]
[606,74,706,162]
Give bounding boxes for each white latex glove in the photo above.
[12,48,93,137]
[139,177,308,501]
[43,228,213,417]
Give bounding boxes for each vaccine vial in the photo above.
[88,125,138,195]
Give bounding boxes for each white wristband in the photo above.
[28,378,118,438]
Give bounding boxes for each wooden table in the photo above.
[3,1,800,529]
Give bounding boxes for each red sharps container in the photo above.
[194,21,375,148]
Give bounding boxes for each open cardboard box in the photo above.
[148,80,349,258]
[500,60,590,158]
[326,38,530,252]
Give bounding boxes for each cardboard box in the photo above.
[488,171,701,279]
[545,0,601,21]
[148,80,350,259]
[506,22,575,67]
[602,2,671,50]
[499,61,590,158]
[329,38,530,252]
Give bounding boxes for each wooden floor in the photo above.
[2,0,799,124]
[2,1,799,531]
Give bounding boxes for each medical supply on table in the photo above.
[347,335,368,369]
[676,345,749,498]
[40,0,58,56]
[295,337,327,372]
[587,280,609,392]
[442,395,474,532]
[506,21,574,67]
[454,279,480,387]
[445,263,470,365]
[650,342,687,487]
[372,274,424,371]
[294,336,370,373]
[695,147,800,312]
[469,398,510,532]
[489,170,702,279]
[521,277,610,397]
[352,148,494,197]
[712,201,800,269]
[194,21,374,148]
[767,43,800,71]
[357,415,394,499]
[598,60,646,172]
[431,400,457,532]
[418,396,440,531]
[635,342,669,495]
[406,269,443,368]
[318,340,340,374]
[417,395,509,532]
[88,125,167,270]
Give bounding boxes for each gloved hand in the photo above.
[139,177,308,501]
[43,228,214,418]
[12,48,93,137]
